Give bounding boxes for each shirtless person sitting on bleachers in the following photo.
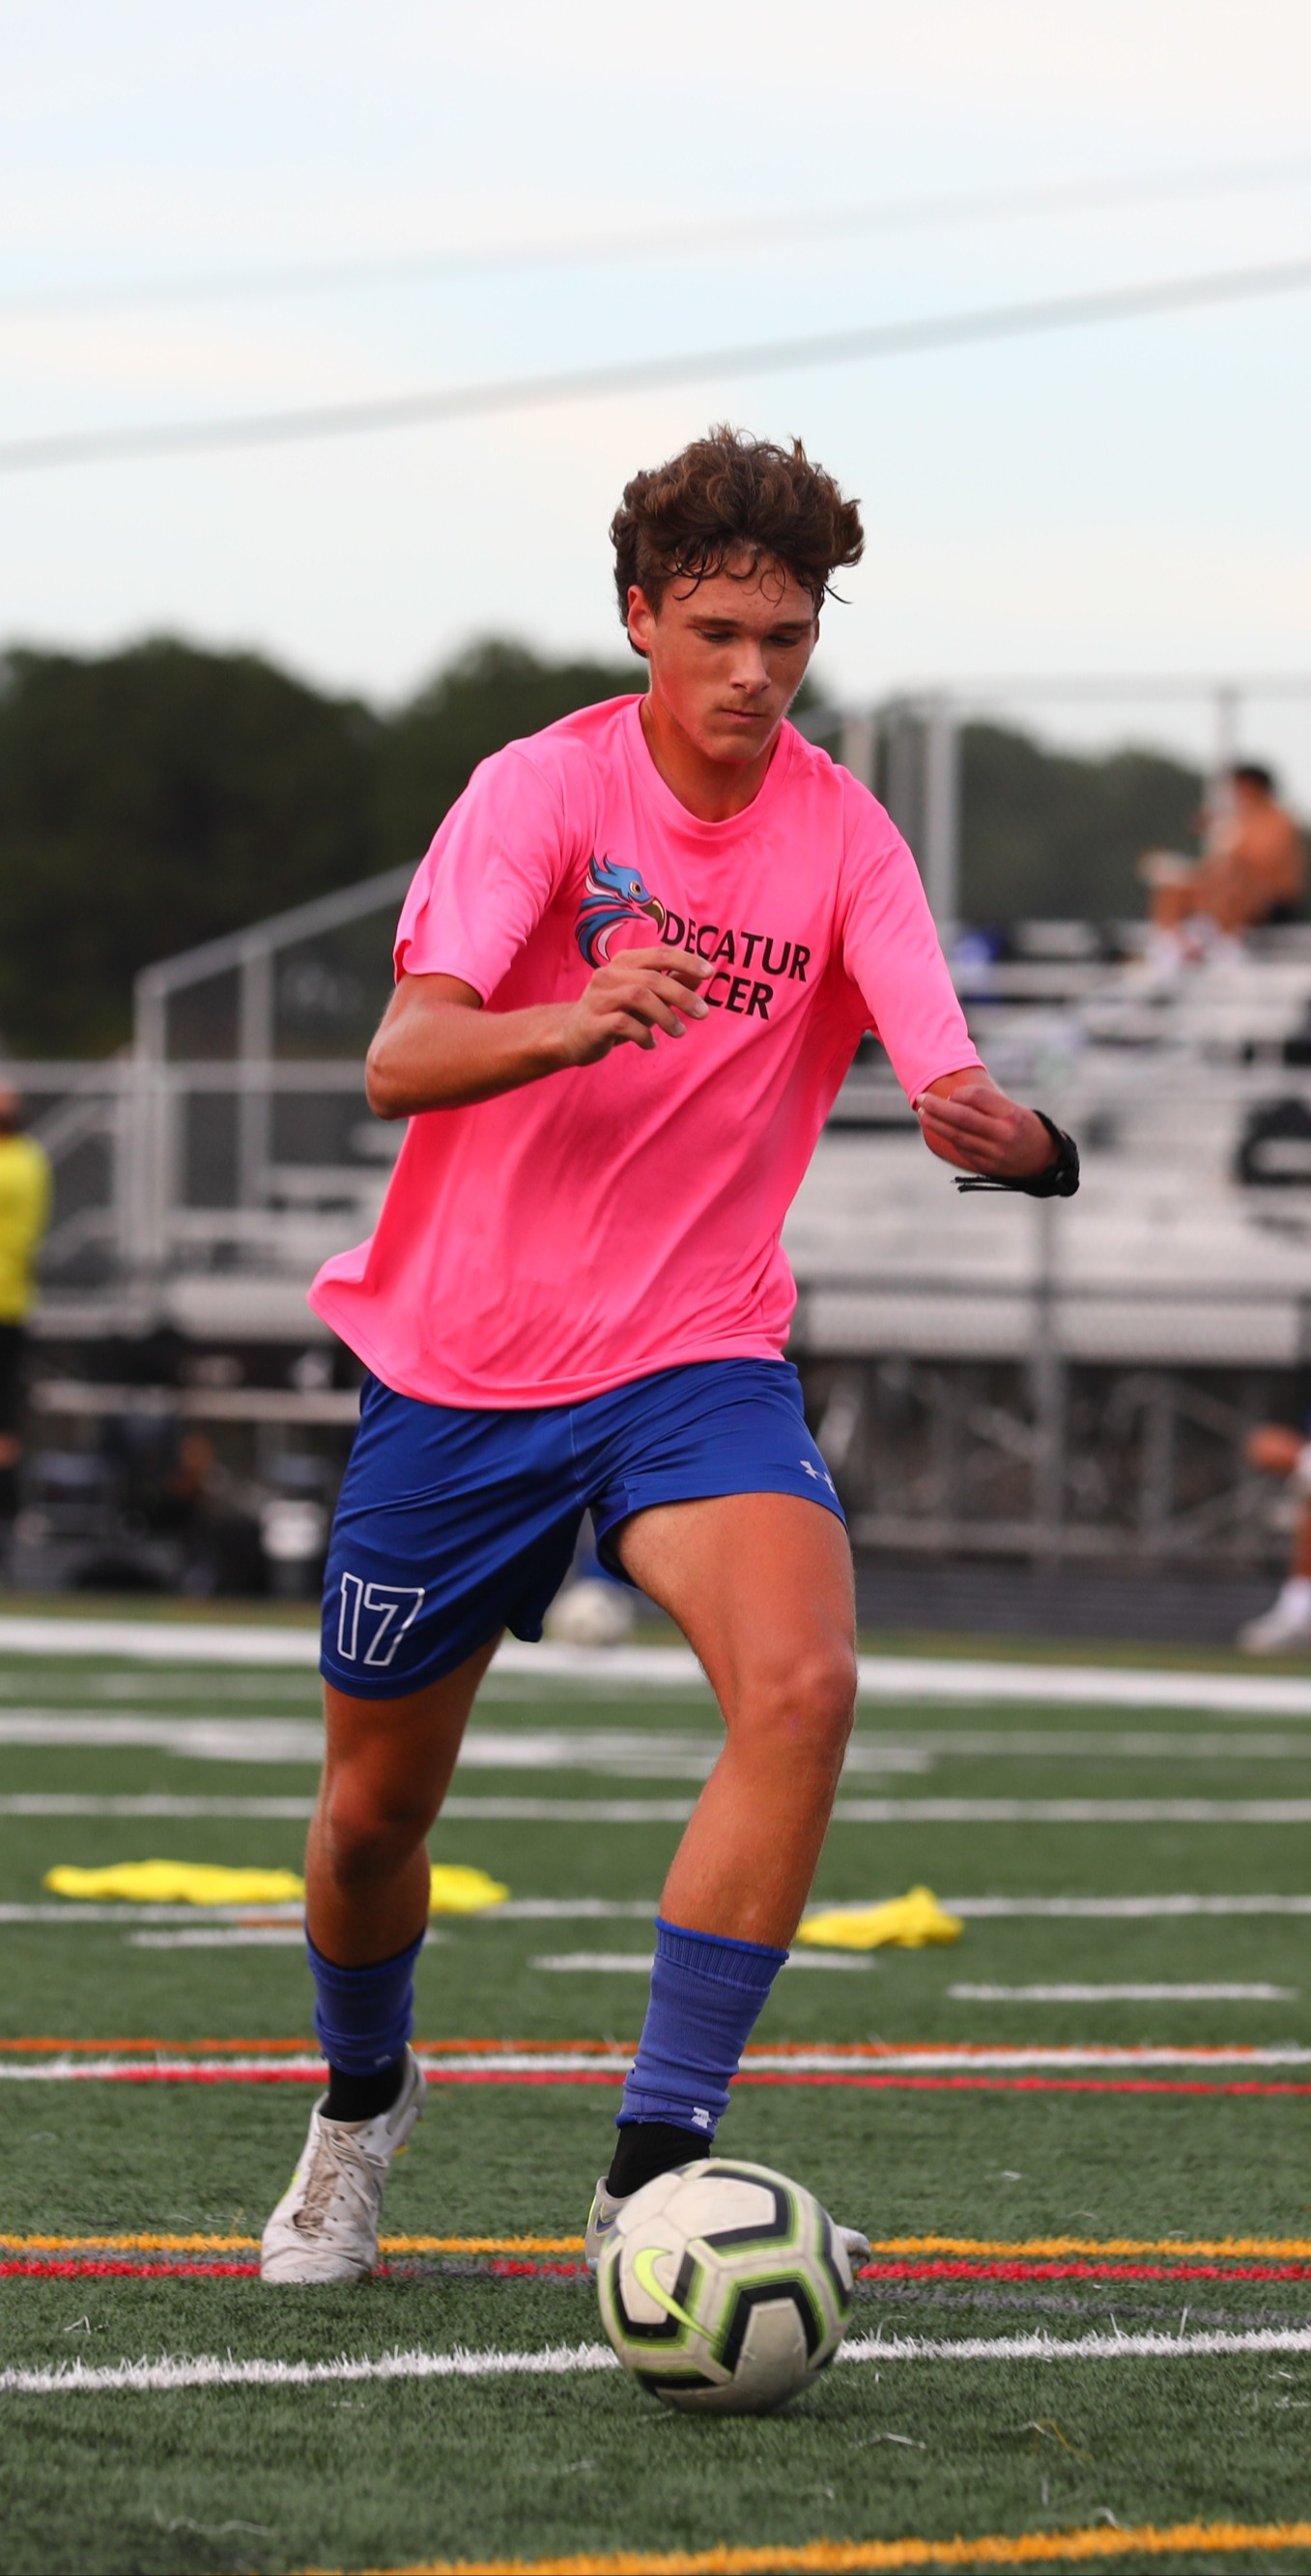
[1140,762,1304,973]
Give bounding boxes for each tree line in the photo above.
[0,633,1202,1059]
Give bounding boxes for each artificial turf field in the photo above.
[8,1621,1311,2571]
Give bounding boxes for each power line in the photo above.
[5,154,1311,322]
[4,252,1311,478]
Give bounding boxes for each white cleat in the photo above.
[584,2174,626,2273]
[1238,1599,1311,1656]
[261,2047,425,2284]
[584,2173,869,2273]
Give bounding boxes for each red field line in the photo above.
[10,2250,1311,2288]
[38,2065,1311,2098]
[0,2258,261,2280]
[871,2256,1311,2283]
[3,2037,1301,2059]
[738,2072,1311,2098]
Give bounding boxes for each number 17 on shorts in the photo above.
[336,1574,427,1670]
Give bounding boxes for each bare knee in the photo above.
[730,1642,857,1781]
[316,1767,434,1885]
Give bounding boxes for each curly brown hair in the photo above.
[610,424,863,642]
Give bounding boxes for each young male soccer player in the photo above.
[261,425,1077,2283]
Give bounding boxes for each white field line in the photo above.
[510,1894,1311,1920]
[15,1713,1311,1768]
[8,1614,1311,1716]
[834,1800,1311,1823]
[18,1790,1311,1822]
[0,2343,620,2394]
[0,1717,920,1777]
[10,2324,1311,2395]
[22,1710,1311,1767]
[0,1669,319,1702]
[855,1732,1311,1758]
[6,2044,1311,2079]
[0,2055,334,2081]
[948,1895,1311,1916]
[9,1893,1311,1929]
[950,1983,1297,2001]
[123,1928,449,1952]
[445,1798,702,1821]
[0,1788,695,1825]
[529,1951,874,1974]
[849,1662,1311,1719]
[498,1899,658,1919]
[0,1903,306,1923]
[0,1714,325,1760]
[0,1797,316,1818]
[127,1929,308,1948]
[841,2327,1311,2363]
[0,1618,322,1667]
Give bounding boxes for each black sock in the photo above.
[323,2056,407,2123]
[607,2119,709,2198]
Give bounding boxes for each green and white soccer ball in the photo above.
[595,2157,855,2415]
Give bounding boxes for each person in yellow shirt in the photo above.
[0,1089,52,1538]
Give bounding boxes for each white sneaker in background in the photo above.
[260,2046,424,2284]
[1238,1579,1311,1656]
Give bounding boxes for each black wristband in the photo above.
[955,1110,1080,1199]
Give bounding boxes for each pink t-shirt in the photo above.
[308,695,978,1407]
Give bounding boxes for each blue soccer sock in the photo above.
[610,1916,786,2187]
[307,1929,424,2120]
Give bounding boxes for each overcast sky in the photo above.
[4,0,1311,788]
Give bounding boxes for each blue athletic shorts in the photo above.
[319,1357,844,1698]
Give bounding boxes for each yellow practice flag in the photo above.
[427,1864,508,1913]
[43,1858,509,1913]
[44,1860,304,1907]
[795,1884,963,1951]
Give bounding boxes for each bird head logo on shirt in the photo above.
[576,854,668,968]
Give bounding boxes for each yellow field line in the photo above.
[0,2232,586,2254]
[378,2238,587,2256]
[8,2231,1307,2259]
[0,2234,261,2253]
[291,2518,1311,2573]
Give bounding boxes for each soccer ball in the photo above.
[545,1578,636,1647]
[595,2158,855,2415]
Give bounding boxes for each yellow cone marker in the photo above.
[795,1884,962,1951]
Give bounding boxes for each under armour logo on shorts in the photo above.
[799,1457,837,1493]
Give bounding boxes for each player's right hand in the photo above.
[557,945,713,1063]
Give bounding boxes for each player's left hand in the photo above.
[914,1074,1057,1180]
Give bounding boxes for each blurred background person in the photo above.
[1140,763,1305,976]
[0,1087,51,1561]
[1239,1416,1311,1653]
